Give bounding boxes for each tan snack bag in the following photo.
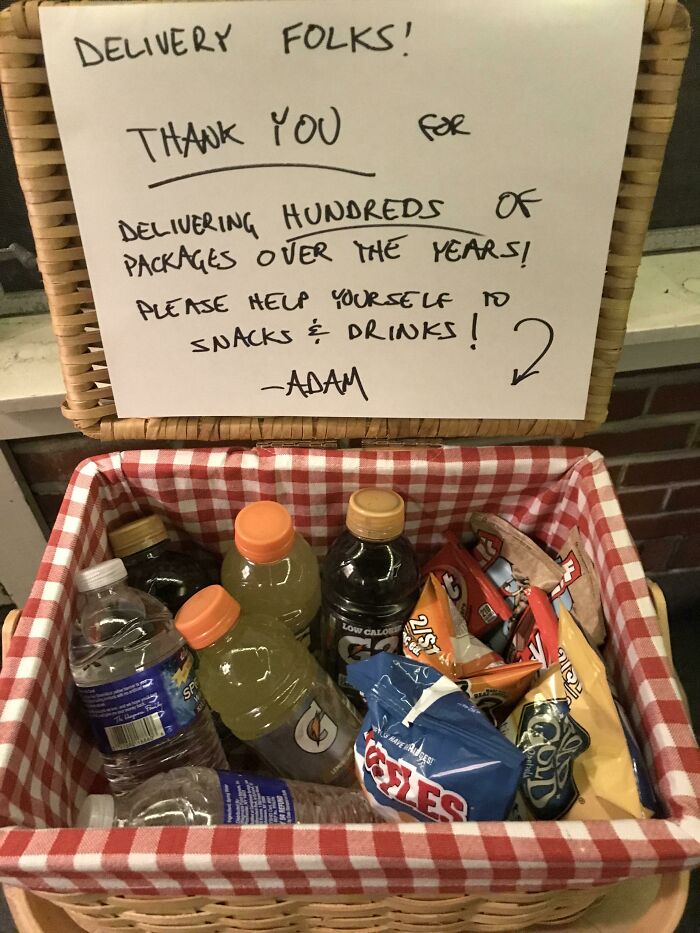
[550,529,606,646]
[501,606,652,821]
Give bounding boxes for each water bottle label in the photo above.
[77,646,204,753]
[217,772,296,824]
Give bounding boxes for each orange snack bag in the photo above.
[403,574,502,679]
[458,660,541,725]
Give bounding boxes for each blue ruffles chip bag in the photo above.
[347,653,524,822]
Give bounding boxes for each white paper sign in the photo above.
[40,0,644,419]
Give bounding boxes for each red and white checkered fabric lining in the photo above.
[0,447,696,896]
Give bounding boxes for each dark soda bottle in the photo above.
[109,515,217,614]
[320,489,420,706]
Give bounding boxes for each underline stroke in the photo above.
[285,223,484,242]
[149,162,377,189]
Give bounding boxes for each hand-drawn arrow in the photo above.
[511,317,555,385]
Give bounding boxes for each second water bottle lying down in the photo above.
[175,586,361,786]
[77,766,378,827]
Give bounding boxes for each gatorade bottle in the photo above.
[320,489,420,704]
[109,514,216,614]
[77,766,378,827]
[175,586,361,786]
[70,559,226,796]
[221,501,321,644]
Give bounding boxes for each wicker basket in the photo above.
[0,447,697,932]
[0,575,690,933]
[0,2,695,930]
[6,872,691,932]
[0,0,691,442]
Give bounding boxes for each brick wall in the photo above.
[7,362,700,579]
[580,364,700,577]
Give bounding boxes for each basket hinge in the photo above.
[254,440,340,448]
[360,439,445,448]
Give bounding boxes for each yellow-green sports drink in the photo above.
[175,586,360,786]
[221,500,320,646]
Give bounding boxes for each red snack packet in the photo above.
[423,534,513,640]
[506,586,559,669]
[403,573,502,679]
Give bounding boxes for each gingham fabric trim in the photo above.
[0,446,697,896]
[0,817,698,896]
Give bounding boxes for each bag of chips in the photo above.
[501,607,653,820]
[471,513,563,614]
[506,586,559,669]
[470,513,563,653]
[458,660,541,725]
[403,573,502,679]
[613,695,659,817]
[550,529,606,647]
[423,534,514,640]
[348,653,524,822]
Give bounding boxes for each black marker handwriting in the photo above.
[127,120,243,163]
[148,162,376,189]
[287,223,483,243]
[282,23,407,55]
[74,25,232,67]
[137,294,229,321]
[282,197,444,231]
[191,328,293,352]
[262,367,369,401]
[118,211,258,242]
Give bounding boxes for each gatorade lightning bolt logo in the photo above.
[339,635,400,663]
[294,700,338,754]
[339,637,372,663]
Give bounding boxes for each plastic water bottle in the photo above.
[221,500,321,645]
[76,766,379,827]
[175,586,361,786]
[70,559,227,795]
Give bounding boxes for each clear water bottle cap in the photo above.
[75,558,128,593]
[76,794,115,828]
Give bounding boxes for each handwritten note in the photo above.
[40,0,644,419]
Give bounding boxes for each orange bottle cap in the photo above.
[234,501,295,564]
[174,585,240,650]
[346,488,405,541]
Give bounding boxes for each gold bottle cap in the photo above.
[346,488,405,542]
[109,514,169,558]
